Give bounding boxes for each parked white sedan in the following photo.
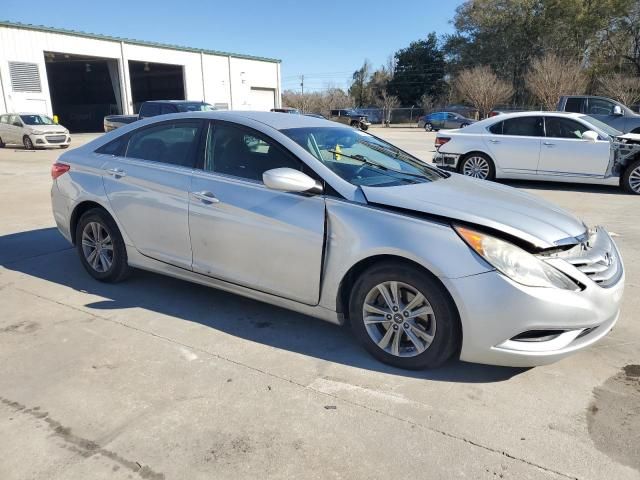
[0,113,71,149]
[434,112,640,194]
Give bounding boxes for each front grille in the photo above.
[45,135,66,144]
[550,228,622,288]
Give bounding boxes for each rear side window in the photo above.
[564,97,584,113]
[96,135,128,156]
[488,121,503,134]
[125,121,201,167]
[502,117,544,136]
[0,115,7,124]
[139,103,161,118]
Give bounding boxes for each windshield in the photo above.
[20,114,55,126]
[581,115,623,137]
[281,127,444,187]
[177,103,215,112]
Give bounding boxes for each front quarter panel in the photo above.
[319,198,492,311]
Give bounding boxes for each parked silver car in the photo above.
[51,111,624,369]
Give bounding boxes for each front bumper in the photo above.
[433,152,460,170]
[444,230,625,367]
[31,133,71,148]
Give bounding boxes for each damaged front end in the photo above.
[608,133,640,177]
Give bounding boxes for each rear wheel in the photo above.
[23,135,34,150]
[460,123,469,128]
[424,122,433,132]
[0,136,4,148]
[622,159,640,194]
[360,123,369,131]
[75,208,131,282]
[349,262,460,369]
[460,153,495,180]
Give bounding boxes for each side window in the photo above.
[139,103,161,118]
[95,135,128,156]
[488,121,503,135]
[160,104,177,115]
[9,115,22,127]
[502,117,544,136]
[205,123,304,182]
[447,113,456,119]
[0,115,7,124]
[545,117,590,139]
[564,97,584,113]
[587,98,615,115]
[125,121,200,167]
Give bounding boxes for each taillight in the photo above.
[51,163,70,179]
[435,137,450,149]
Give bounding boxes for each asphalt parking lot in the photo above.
[0,128,638,480]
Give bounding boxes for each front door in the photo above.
[538,116,610,178]
[100,119,202,269]
[484,116,544,174]
[189,121,325,305]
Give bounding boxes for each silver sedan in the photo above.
[50,111,624,369]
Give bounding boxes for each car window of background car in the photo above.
[205,123,303,182]
[564,97,585,113]
[125,121,200,167]
[20,114,54,126]
[160,104,177,115]
[502,117,544,136]
[587,98,616,115]
[544,117,589,139]
[9,115,22,126]
[139,103,161,117]
[0,115,7,124]
[177,103,215,112]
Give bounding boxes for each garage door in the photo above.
[249,88,276,111]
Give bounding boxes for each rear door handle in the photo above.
[191,191,220,203]
[543,141,555,147]
[106,168,126,177]
[489,139,500,144]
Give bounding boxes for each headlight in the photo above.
[455,225,579,290]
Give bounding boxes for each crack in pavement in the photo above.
[8,283,577,479]
[0,397,165,479]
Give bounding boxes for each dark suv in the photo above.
[557,95,640,133]
[329,109,371,131]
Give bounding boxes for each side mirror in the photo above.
[582,130,599,142]
[612,105,623,116]
[263,168,322,194]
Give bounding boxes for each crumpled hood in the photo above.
[28,124,67,134]
[361,173,587,249]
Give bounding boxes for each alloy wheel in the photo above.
[462,156,490,179]
[362,281,436,358]
[81,221,114,273]
[424,123,433,132]
[629,165,640,193]
[23,136,33,150]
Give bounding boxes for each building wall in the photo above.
[0,25,280,116]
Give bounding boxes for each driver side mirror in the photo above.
[263,168,323,194]
[612,105,623,116]
[582,130,599,142]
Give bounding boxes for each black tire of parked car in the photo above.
[76,208,132,283]
[621,158,640,195]
[0,137,4,148]
[459,152,496,181]
[360,124,369,131]
[349,262,461,369]
[23,136,34,150]
[460,123,469,128]
[424,122,434,132]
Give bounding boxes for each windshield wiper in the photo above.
[326,150,426,179]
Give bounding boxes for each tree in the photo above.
[375,91,400,126]
[388,33,447,106]
[596,0,640,75]
[419,93,435,113]
[526,53,588,110]
[281,87,353,116]
[349,60,372,107]
[455,66,513,118]
[597,74,640,106]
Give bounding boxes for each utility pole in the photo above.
[300,74,305,113]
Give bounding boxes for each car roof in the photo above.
[145,100,209,104]
[487,111,585,120]
[162,110,340,130]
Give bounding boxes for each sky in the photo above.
[1,0,464,92]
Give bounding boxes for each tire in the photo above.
[23,135,34,150]
[459,152,496,181]
[0,137,4,148]
[349,262,460,369]
[621,159,640,195]
[360,124,369,131]
[460,123,469,128]
[424,122,433,132]
[75,208,131,282]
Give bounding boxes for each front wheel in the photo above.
[76,208,131,282]
[23,135,34,150]
[360,123,369,131]
[622,159,640,194]
[460,153,495,181]
[424,122,433,132]
[349,262,460,369]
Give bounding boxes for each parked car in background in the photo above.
[104,100,215,132]
[0,113,70,149]
[304,113,326,119]
[434,111,640,194]
[329,109,371,131]
[557,95,640,134]
[418,112,475,131]
[51,111,624,369]
[488,108,528,117]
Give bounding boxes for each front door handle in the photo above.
[191,191,220,203]
[106,168,126,177]
[543,141,555,147]
[489,139,500,144]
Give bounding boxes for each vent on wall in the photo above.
[9,62,42,92]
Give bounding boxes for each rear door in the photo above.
[537,116,610,178]
[483,116,544,174]
[100,119,203,269]
[188,121,325,305]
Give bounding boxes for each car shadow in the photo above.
[1,227,527,383]
[499,179,627,195]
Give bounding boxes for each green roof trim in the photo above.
[0,20,281,63]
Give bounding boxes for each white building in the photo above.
[0,21,281,131]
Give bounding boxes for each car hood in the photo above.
[28,124,67,133]
[361,173,586,249]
